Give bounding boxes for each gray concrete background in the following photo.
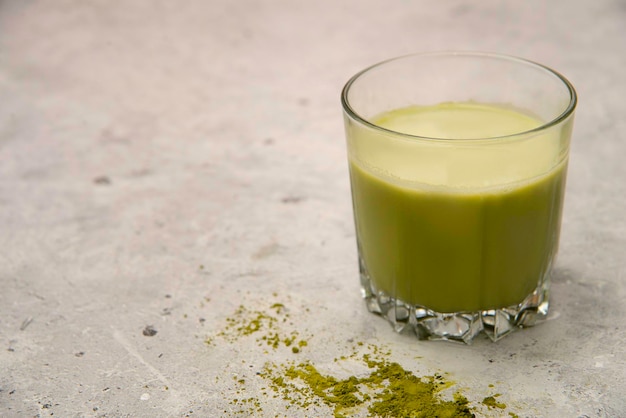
[1,1,624,417]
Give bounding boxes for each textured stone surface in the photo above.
[1,0,625,417]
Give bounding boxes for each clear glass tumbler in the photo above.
[341,52,576,343]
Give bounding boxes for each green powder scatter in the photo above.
[263,356,475,418]
[229,378,264,415]
[209,303,307,352]
[208,300,524,417]
[219,306,272,338]
[482,395,506,409]
[229,396,263,415]
[270,303,285,311]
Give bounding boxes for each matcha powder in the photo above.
[208,300,518,417]
[263,355,474,418]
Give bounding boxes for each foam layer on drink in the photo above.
[347,102,566,192]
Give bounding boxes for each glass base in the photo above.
[359,257,550,344]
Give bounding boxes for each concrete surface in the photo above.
[1,0,625,417]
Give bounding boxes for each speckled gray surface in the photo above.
[1,1,625,417]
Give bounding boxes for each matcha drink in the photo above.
[348,103,568,313]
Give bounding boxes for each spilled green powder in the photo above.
[209,300,519,417]
[263,355,474,418]
[228,374,264,415]
[482,394,506,409]
[209,303,308,352]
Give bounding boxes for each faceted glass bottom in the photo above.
[359,256,550,344]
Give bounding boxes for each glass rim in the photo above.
[341,51,578,142]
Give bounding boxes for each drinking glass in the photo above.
[341,52,576,343]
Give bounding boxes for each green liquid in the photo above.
[349,103,567,312]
